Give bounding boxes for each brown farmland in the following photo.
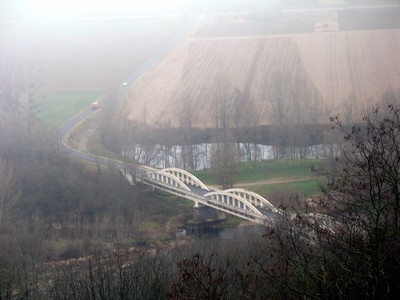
[124,10,400,128]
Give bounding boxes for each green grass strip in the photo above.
[38,90,103,128]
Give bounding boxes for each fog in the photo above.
[1,1,400,298]
[1,0,398,115]
[1,0,280,19]
[0,0,281,90]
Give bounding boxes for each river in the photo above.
[122,142,341,170]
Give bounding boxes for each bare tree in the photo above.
[168,250,243,299]
[270,69,323,159]
[342,92,357,124]
[0,55,22,122]
[232,88,246,129]
[0,159,19,225]
[211,77,232,130]
[178,95,195,129]
[251,101,400,299]
[271,72,289,126]
[211,138,238,189]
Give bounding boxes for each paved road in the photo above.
[121,18,200,87]
[57,14,202,165]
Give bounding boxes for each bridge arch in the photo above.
[146,170,191,192]
[204,191,262,216]
[163,167,210,191]
[120,167,135,185]
[224,188,281,214]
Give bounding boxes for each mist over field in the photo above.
[1,0,281,18]
[0,0,282,91]
[1,1,400,298]
[1,0,397,93]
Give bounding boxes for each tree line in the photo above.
[2,53,400,298]
[2,86,400,298]
[0,61,156,298]
[55,102,400,299]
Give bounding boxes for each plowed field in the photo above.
[125,28,400,127]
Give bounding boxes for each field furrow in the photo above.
[125,28,400,127]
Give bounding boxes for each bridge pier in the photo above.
[193,204,219,221]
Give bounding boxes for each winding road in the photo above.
[57,14,202,165]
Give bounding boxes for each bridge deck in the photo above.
[122,166,281,225]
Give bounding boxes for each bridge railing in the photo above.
[120,165,278,225]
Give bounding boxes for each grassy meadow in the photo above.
[37,90,103,128]
[194,159,324,199]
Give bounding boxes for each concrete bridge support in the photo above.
[193,204,219,221]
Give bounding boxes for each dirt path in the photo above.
[77,128,95,152]
[236,176,314,188]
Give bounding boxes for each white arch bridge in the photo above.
[121,166,283,225]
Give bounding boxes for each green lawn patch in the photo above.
[85,126,127,161]
[194,159,319,185]
[250,178,324,198]
[235,159,317,183]
[38,90,103,128]
[194,159,324,198]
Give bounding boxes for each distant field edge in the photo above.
[195,6,400,38]
[38,89,104,128]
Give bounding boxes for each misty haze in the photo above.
[1,0,400,299]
